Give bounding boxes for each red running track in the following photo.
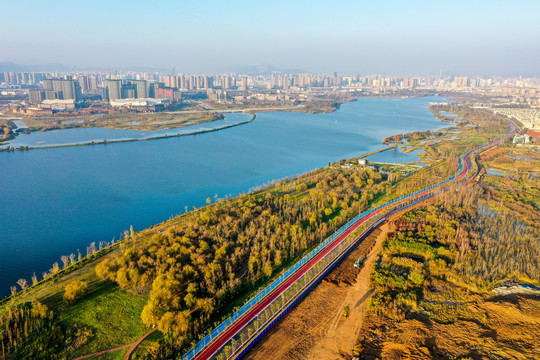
[194,152,473,360]
[193,207,383,360]
[193,126,516,360]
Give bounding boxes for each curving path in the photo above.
[72,122,517,360]
[71,343,135,360]
[187,122,518,360]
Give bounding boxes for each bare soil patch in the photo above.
[245,225,389,360]
[355,294,540,359]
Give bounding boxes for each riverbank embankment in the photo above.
[0,113,256,152]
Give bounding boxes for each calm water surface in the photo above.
[0,97,449,297]
[4,115,251,148]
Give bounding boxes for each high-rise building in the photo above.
[43,90,56,100]
[132,80,148,98]
[43,79,53,91]
[240,76,248,91]
[28,89,45,104]
[402,77,418,89]
[121,83,136,99]
[454,76,469,87]
[32,73,45,84]
[59,79,74,99]
[6,72,15,84]
[323,77,329,88]
[78,77,88,92]
[272,76,279,88]
[77,75,98,92]
[222,75,231,89]
[154,83,166,98]
[151,82,166,98]
[282,76,288,90]
[179,75,186,90]
[106,79,123,100]
[42,78,79,100]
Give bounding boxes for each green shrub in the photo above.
[63,280,88,305]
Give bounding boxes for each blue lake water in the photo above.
[0,96,448,297]
[486,169,513,178]
[4,115,251,148]
[367,148,424,163]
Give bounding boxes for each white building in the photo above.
[358,158,368,165]
[513,134,530,144]
[109,99,168,107]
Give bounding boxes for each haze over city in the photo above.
[1,1,539,360]
[2,0,540,75]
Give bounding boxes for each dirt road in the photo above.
[245,224,390,360]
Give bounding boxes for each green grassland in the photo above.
[3,111,223,132]
[355,108,539,359]
[0,103,519,359]
[62,282,148,358]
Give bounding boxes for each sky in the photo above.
[1,0,539,75]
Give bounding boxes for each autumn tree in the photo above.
[61,255,70,269]
[63,280,88,305]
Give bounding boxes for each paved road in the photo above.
[189,123,517,360]
[193,207,384,360]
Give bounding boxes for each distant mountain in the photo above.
[0,61,79,73]
[0,61,169,73]
[230,64,310,75]
[0,61,308,75]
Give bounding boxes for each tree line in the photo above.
[94,166,387,351]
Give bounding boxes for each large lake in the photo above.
[4,116,252,148]
[0,96,448,297]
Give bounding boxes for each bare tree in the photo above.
[50,262,60,275]
[31,272,38,285]
[61,255,69,269]
[87,242,97,256]
[69,253,76,265]
[10,286,17,296]
[16,278,28,291]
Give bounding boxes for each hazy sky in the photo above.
[1,0,539,75]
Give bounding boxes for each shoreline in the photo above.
[0,96,448,301]
[0,113,256,152]
[0,94,363,152]
[0,95,441,152]
[0,138,436,304]
[350,144,398,160]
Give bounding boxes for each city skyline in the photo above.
[1,0,539,76]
